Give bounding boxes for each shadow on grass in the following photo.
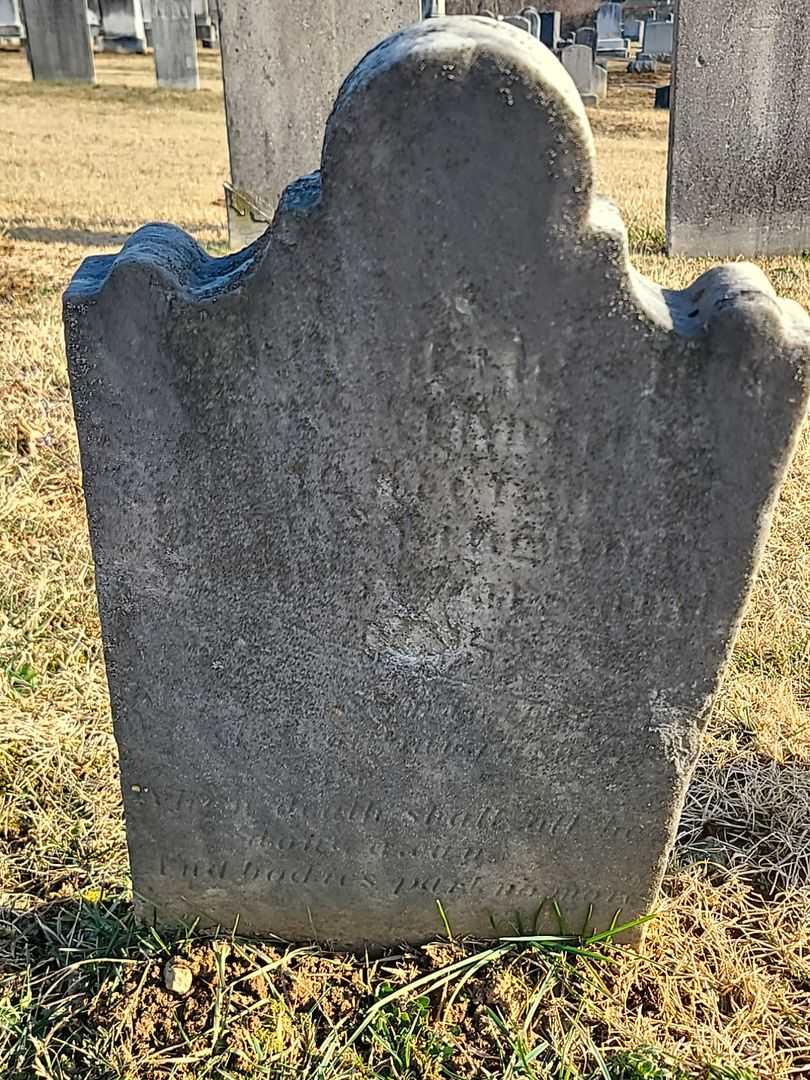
[8,224,223,249]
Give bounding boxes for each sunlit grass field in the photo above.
[1,47,809,1079]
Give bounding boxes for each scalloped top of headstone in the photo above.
[65,17,810,946]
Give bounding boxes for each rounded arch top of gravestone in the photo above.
[320,17,595,239]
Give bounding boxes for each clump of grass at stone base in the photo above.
[1,896,742,1080]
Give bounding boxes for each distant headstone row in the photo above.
[589,1,669,60]
[17,0,201,88]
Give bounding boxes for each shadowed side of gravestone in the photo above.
[64,17,810,947]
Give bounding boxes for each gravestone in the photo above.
[596,0,624,53]
[520,6,541,39]
[667,0,810,256]
[643,19,672,57]
[593,61,607,100]
[219,0,421,250]
[141,0,152,46]
[99,0,147,53]
[575,26,596,54]
[192,0,216,47]
[561,43,595,98]
[152,0,198,89]
[538,10,559,50]
[23,0,95,82]
[655,82,670,108]
[64,15,810,947]
[623,16,644,45]
[0,0,23,38]
[504,14,530,32]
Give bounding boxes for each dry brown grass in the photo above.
[1,50,808,1079]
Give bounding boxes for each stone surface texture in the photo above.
[667,1,810,256]
[23,0,95,81]
[218,0,421,249]
[152,0,198,89]
[65,17,810,947]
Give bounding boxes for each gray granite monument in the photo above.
[23,0,95,82]
[667,0,810,256]
[218,0,421,250]
[64,17,810,946]
[152,0,198,89]
[596,0,624,54]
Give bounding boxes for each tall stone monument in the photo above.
[667,0,810,256]
[64,17,810,946]
[23,0,95,82]
[218,0,422,249]
[596,1,623,54]
[152,0,198,89]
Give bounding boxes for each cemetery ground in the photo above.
[1,47,809,1080]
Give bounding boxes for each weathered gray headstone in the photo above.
[64,16,810,947]
[623,17,644,45]
[643,19,671,58]
[504,14,530,33]
[0,0,23,38]
[561,42,595,98]
[99,0,146,53]
[23,0,95,82]
[667,1,810,256]
[219,0,421,250]
[152,0,198,89]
